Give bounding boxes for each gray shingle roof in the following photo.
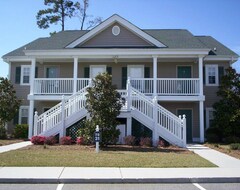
[144,29,206,49]
[195,36,238,57]
[2,29,238,58]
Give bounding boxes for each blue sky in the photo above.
[0,0,239,77]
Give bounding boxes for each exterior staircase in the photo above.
[33,80,186,147]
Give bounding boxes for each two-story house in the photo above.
[2,15,238,147]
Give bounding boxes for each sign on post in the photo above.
[95,125,101,153]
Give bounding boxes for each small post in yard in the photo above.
[95,125,100,153]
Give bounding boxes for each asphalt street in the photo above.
[0,183,239,190]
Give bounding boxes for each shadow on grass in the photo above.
[101,145,188,153]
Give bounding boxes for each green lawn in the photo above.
[0,145,216,167]
[0,139,24,146]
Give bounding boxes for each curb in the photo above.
[0,177,239,184]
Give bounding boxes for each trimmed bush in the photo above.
[139,137,152,147]
[14,124,28,139]
[124,135,136,146]
[31,136,46,145]
[230,143,240,150]
[60,136,72,145]
[76,137,85,145]
[44,136,57,145]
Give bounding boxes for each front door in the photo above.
[90,65,106,78]
[177,66,192,78]
[46,66,59,78]
[128,65,144,90]
[177,109,192,143]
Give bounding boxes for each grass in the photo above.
[0,145,216,167]
[0,139,24,146]
[205,143,240,160]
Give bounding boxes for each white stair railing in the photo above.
[33,86,88,136]
[130,86,186,147]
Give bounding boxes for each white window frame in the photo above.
[205,65,219,86]
[20,65,31,85]
[19,106,29,124]
[206,107,214,129]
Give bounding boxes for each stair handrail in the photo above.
[34,85,89,135]
[130,87,186,145]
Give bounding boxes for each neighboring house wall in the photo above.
[79,23,154,47]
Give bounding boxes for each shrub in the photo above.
[205,127,222,143]
[159,139,170,147]
[14,124,28,139]
[124,135,136,146]
[76,137,85,145]
[0,126,7,139]
[230,143,240,150]
[44,136,57,145]
[60,136,72,145]
[139,137,152,147]
[224,136,240,144]
[31,136,46,145]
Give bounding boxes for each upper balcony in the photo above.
[33,78,202,101]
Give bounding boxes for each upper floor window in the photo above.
[205,65,218,86]
[20,65,31,85]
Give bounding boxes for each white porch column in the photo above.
[60,95,66,138]
[73,57,78,94]
[199,56,204,143]
[127,117,132,136]
[152,96,158,147]
[30,58,36,95]
[153,56,158,96]
[198,56,203,96]
[199,101,204,143]
[28,100,34,139]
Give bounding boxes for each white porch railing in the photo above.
[130,87,186,147]
[157,78,200,95]
[34,87,88,135]
[130,78,200,96]
[34,78,90,95]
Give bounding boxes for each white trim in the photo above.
[205,64,219,86]
[206,107,214,129]
[90,65,106,78]
[24,48,210,57]
[19,106,29,124]
[20,65,31,85]
[8,62,11,80]
[66,14,166,48]
[112,25,120,36]
[204,55,238,62]
[157,95,205,101]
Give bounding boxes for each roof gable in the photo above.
[78,22,155,48]
[66,14,166,48]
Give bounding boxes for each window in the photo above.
[206,108,214,129]
[19,106,29,124]
[205,65,219,86]
[21,65,31,85]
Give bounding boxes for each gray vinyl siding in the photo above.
[79,23,154,47]
[159,102,200,139]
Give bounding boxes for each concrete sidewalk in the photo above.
[0,141,32,153]
[0,142,239,183]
